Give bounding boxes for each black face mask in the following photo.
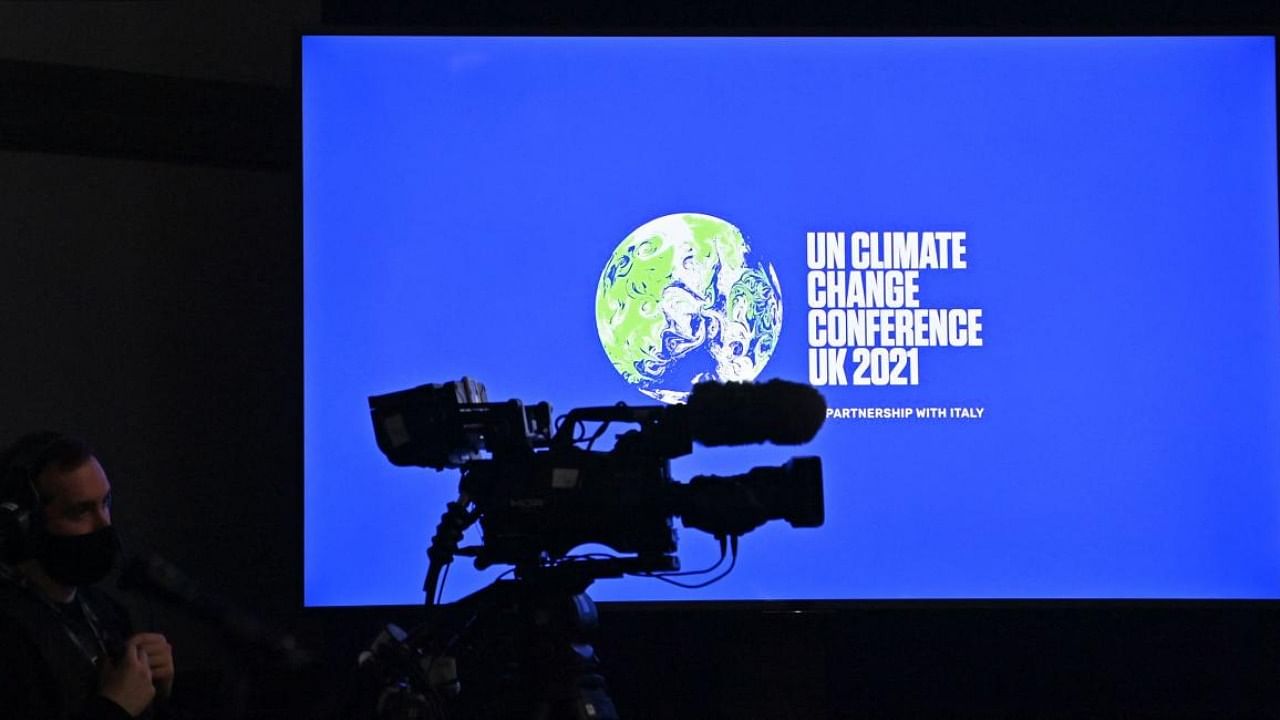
[36,525,119,587]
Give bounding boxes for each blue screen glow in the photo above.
[303,36,1280,605]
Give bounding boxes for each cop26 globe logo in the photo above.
[595,213,783,404]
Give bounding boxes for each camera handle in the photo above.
[424,492,476,605]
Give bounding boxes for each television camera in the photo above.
[351,377,827,720]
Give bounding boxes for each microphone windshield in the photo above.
[686,379,826,447]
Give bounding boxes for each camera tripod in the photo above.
[404,556,681,720]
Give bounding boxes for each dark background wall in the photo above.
[1,1,1278,717]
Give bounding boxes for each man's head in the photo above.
[0,431,118,586]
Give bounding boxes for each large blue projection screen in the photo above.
[303,36,1280,606]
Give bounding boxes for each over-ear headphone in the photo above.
[0,432,70,564]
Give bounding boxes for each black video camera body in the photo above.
[369,378,826,573]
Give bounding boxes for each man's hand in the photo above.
[129,632,175,699]
[99,638,154,717]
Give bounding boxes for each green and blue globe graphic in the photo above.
[595,213,783,404]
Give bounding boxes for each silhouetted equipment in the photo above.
[354,378,827,719]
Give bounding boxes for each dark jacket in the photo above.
[0,566,139,720]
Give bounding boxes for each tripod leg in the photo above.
[526,592,620,720]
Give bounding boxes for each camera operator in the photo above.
[0,431,175,719]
